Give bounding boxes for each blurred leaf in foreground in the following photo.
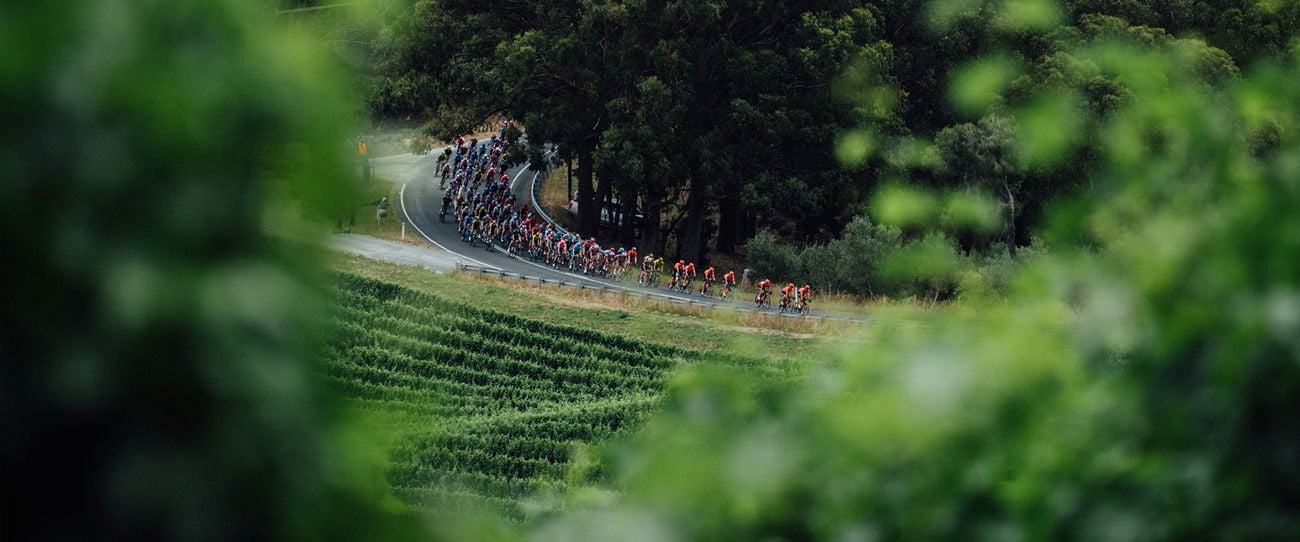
[1,1,420,540]
[536,2,1300,539]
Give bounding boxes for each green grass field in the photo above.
[323,270,808,520]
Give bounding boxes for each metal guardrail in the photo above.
[453,262,870,325]
[529,158,568,235]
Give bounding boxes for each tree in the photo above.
[936,114,1021,258]
[535,2,1300,538]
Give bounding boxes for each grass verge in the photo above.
[325,251,859,363]
[342,178,430,247]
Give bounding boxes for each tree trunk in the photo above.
[577,146,597,237]
[678,173,708,263]
[640,198,662,256]
[619,192,638,247]
[596,168,614,238]
[716,189,741,254]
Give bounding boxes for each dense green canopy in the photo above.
[370,0,1297,271]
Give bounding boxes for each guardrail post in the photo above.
[477,268,484,279]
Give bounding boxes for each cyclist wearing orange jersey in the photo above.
[681,262,697,292]
[797,283,813,314]
[672,260,685,289]
[755,278,772,307]
[720,270,737,299]
[780,283,796,311]
[700,266,716,295]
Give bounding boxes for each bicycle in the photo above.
[720,281,734,301]
[754,289,771,309]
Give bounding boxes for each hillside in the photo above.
[324,272,804,520]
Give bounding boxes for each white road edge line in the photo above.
[504,147,702,303]
[399,177,499,270]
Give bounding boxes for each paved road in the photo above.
[339,150,879,323]
[392,151,728,306]
[330,233,461,273]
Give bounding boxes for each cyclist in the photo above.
[780,282,796,312]
[570,239,584,272]
[671,260,685,290]
[640,255,655,285]
[681,261,696,292]
[755,278,772,308]
[721,270,736,300]
[652,256,665,287]
[700,266,716,296]
[797,283,813,314]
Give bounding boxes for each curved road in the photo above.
[390,148,877,322]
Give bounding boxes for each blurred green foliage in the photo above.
[4,0,1298,540]
[1,1,419,540]
[538,2,1300,540]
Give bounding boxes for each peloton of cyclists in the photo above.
[436,128,820,312]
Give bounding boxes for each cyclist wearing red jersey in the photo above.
[672,260,685,289]
[721,270,736,299]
